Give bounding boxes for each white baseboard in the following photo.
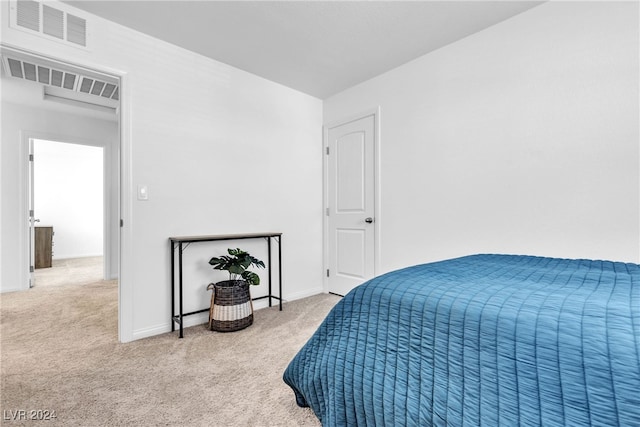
[132,311,210,341]
[248,287,325,309]
[131,288,326,341]
[53,254,104,260]
[282,287,325,303]
[0,285,24,293]
[131,323,173,341]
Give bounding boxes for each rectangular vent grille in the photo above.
[43,4,64,39]
[14,0,88,48]
[16,0,39,31]
[7,57,23,78]
[37,65,49,84]
[51,69,63,87]
[23,62,36,81]
[3,57,120,101]
[67,14,87,47]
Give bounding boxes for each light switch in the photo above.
[137,185,149,201]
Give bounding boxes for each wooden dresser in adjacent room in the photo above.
[35,226,54,269]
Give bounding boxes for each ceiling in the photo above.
[63,1,544,99]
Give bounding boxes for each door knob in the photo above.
[365,217,374,224]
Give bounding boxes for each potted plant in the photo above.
[207,248,265,332]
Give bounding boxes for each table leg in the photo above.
[268,237,272,307]
[278,235,282,311]
[171,241,175,332]
[179,242,184,338]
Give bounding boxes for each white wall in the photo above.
[1,1,323,341]
[34,139,104,259]
[324,1,639,273]
[1,79,119,292]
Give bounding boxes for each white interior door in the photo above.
[326,113,376,296]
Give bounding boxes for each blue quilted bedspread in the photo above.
[283,254,640,426]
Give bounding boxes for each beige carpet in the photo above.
[34,256,104,287]
[0,280,341,426]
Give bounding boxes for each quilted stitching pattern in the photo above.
[283,254,640,426]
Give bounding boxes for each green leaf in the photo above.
[242,271,260,286]
[210,248,264,283]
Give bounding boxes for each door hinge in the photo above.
[326,269,330,277]
[29,209,34,217]
[326,146,330,155]
[120,219,124,227]
[29,154,34,161]
[326,207,330,216]
[30,265,34,273]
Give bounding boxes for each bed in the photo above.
[283,254,640,426]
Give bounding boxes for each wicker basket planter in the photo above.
[208,280,254,332]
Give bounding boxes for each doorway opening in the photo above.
[30,139,105,288]
[0,43,130,339]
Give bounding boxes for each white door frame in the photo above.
[23,133,112,284]
[28,138,35,288]
[323,107,382,293]
[5,43,133,343]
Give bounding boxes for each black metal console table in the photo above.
[169,232,282,338]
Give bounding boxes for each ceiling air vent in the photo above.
[66,14,87,47]
[16,0,39,31]
[1,54,120,103]
[12,0,88,48]
[43,4,64,39]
